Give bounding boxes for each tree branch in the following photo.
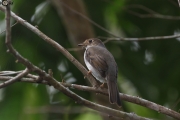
[1,4,180,119]
[1,5,150,120]
[0,3,30,88]
[0,5,99,87]
[0,69,29,88]
[0,74,180,119]
[99,34,180,43]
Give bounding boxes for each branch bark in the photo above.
[0,3,30,88]
[100,34,180,43]
[0,69,29,88]
[0,5,99,87]
[1,5,151,120]
[0,74,180,120]
[1,4,180,119]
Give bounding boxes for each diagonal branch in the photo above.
[0,21,18,34]
[0,69,29,88]
[0,5,99,87]
[0,75,180,119]
[2,5,150,120]
[1,4,180,119]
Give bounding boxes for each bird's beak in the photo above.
[78,43,86,49]
[78,43,84,46]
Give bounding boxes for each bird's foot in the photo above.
[100,83,105,88]
[84,70,92,79]
[87,70,92,75]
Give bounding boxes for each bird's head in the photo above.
[78,38,105,49]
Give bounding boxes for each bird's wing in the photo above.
[85,48,108,78]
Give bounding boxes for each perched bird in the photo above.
[78,38,121,106]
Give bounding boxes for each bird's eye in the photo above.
[89,39,93,43]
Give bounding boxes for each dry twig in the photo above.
[0,74,180,119]
[0,5,150,120]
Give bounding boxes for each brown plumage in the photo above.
[78,38,121,106]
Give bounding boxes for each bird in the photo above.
[78,38,121,106]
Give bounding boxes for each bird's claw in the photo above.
[100,83,105,88]
[84,70,92,79]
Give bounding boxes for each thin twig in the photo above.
[0,4,30,88]
[5,2,11,44]
[1,6,150,120]
[0,69,29,88]
[0,70,23,76]
[100,34,180,43]
[1,3,180,119]
[125,4,180,20]
[172,97,180,110]
[0,72,149,119]
[59,1,119,37]
[0,5,99,87]
[0,21,18,35]
[0,75,180,119]
[68,33,180,50]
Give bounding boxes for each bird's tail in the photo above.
[107,79,121,106]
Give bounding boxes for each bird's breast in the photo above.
[84,50,106,83]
